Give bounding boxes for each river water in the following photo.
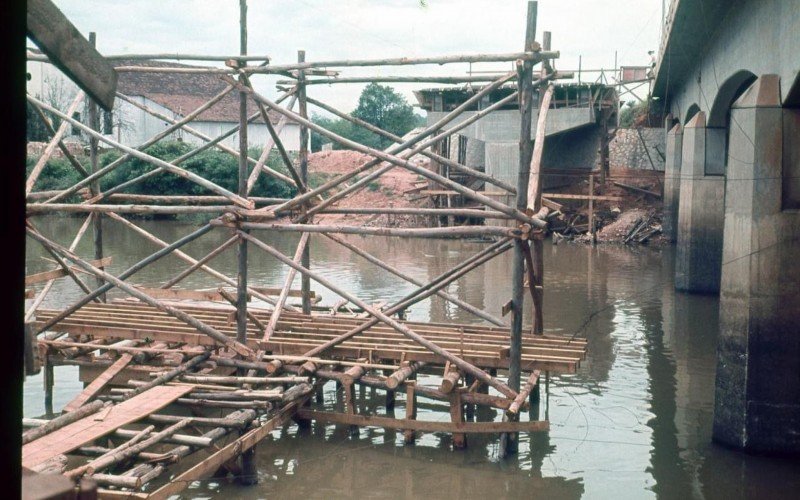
[23,216,800,499]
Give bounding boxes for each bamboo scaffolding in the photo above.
[28,101,89,178]
[26,92,86,195]
[33,222,215,334]
[305,94,516,195]
[26,228,254,357]
[112,50,558,75]
[25,215,93,322]
[259,72,516,216]
[27,95,254,209]
[104,213,291,309]
[271,237,512,376]
[241,231,517,398]
[43,85,235,204]
[104,91,294,191]
[161,236,238,289]
[246,95,298,194]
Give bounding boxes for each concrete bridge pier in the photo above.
[663,123,683,242]
[713,75,800,454]
[675,112,725,293]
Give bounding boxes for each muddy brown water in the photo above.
[23,216,800,499]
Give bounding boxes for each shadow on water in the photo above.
[23,216,800,498]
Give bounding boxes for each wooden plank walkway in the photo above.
[22,385,192,469]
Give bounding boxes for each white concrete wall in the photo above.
[114,98,301,151]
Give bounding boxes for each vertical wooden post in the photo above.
[236,1,256,486]
[588,174,596,245]
[298,50,312,315]
[403,380,416,445]
[504,0,537,457]
[464,373,475,421]
[450,390,466,449]
[384,369,396,412]
[88,33,105,302]
[43,350,54,416]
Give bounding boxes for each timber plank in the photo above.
[62,353,134,412]
[22,385,192,468]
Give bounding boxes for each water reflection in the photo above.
[23,216,800,498]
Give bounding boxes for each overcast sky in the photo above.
[48,0,664,114]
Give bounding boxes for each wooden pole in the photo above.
[298,50,312,316]
[235,222,523,239]
[589,174,596,245]
[264,233,309,340]
[505,0,538,458]
[22,400,108,444]
[236,0,249,360]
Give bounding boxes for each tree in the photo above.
[352,83,420,149]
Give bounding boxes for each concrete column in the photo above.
[663,124,683,242]
[675,111,725,293]
[714,75,800,454]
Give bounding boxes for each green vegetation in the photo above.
[311,83,425,152]
[27,140,298,218]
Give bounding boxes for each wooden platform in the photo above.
[35,302,587,373]
[22,385,192,469]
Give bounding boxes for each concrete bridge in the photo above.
[654,0,800,454]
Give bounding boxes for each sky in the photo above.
[44,0,665,116]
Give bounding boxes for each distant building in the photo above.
[27,55,301,151]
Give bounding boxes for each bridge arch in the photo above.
[705,70,757,176]
[684,104,701,124]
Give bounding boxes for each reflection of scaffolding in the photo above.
[23,1,587,495]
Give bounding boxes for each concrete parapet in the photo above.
[675,111,724,293]
[713,74,800,454]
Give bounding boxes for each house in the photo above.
[27,55,301,151]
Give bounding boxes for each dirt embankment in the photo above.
[306,150,431,228]
[303,150,664,244]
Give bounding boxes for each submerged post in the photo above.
[88,32,105,301]
[298,49,311,314]
[236,0,257,486]
[504,0,537,457]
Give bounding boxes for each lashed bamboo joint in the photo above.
[23,1,591,495]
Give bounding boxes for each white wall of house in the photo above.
[114,97,301,151]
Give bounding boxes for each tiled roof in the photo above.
[115,60,286,124]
